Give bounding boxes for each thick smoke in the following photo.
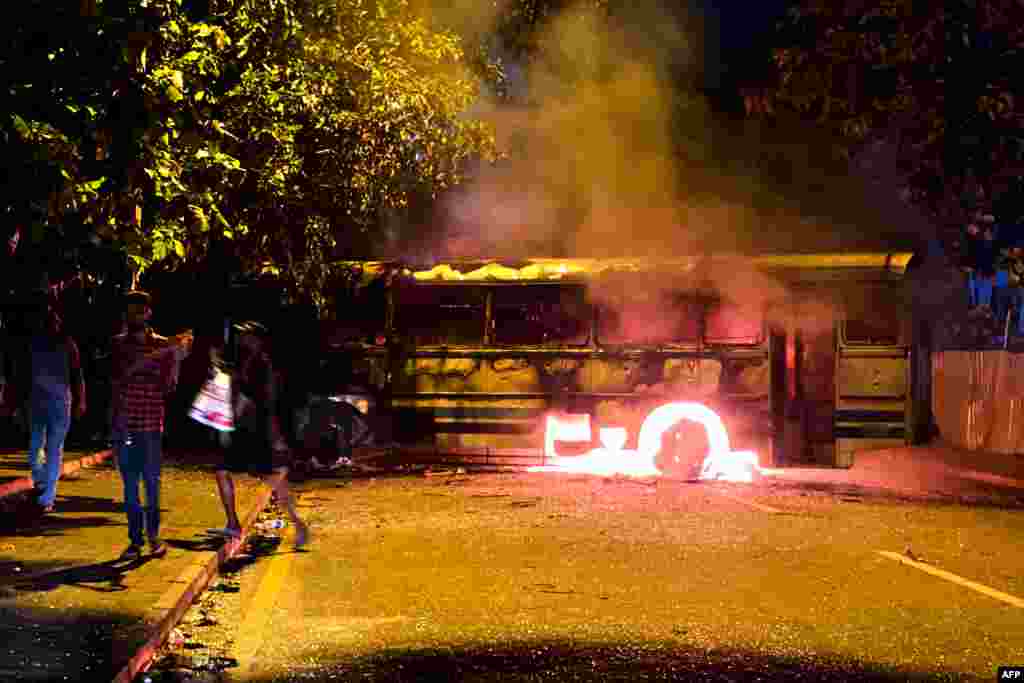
[436,3,709,259]
[421,1,916,334]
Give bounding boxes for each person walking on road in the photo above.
[24,301,87,513]
[110,291,190,561]
[208,321,309,550]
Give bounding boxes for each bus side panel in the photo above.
[582,357,651,447]
[835,351,908,466]
[391,355,547,452]
[581,357,724,449]
[835,279,911,466]
[714,356,774,466]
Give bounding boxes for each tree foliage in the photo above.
[766,0,1024,239]
[1,0,499,309]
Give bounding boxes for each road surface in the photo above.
[146,470,1024,682]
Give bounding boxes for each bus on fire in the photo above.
[305,252,914,475]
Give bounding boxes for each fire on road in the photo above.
[531,401,761,483]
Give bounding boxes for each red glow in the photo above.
[544,413,591,458]
[531,402,761,482]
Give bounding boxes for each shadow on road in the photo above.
[0,486,126,536]
[166,535,226,554]
[0,492,125,534]
[227,640,972,682]
[0,507,122,538]
[37,493,125,515]
[0,555,151,596]
[0,604,143,681]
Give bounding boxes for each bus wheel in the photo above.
[655,420,709,481]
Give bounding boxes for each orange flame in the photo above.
[530,402,761,482]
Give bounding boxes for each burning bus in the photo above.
[307,252,913,475]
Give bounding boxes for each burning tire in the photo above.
[656,419,709,480]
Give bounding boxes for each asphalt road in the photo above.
[147,471,1024,682]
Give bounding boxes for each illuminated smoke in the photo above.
[418,2,858,334]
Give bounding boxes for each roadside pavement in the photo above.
[0,447,274,682]
[0,447,114,499]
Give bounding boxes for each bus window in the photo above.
[327,280,387,344]
[842,284,906,345]
[843,318,903,345]
[597,293,701,344]
[493,285,590,346]
[395,285,486,345]
[705,301,764,345]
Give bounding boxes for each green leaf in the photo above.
[11,114,29,137]
[212,206,230,229]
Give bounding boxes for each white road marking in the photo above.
[877,551,1024,609]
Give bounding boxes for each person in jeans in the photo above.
[25,303,86,512]
[208,321,309,549]
[110,291,189,561]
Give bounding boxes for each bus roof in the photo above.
[332,253,914,284]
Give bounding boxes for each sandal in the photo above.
[118,545,143,561]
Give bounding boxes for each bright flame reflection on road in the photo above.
[529,402,761,482]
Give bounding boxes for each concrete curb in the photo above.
[0,449,114,500]
[110,472,282,683]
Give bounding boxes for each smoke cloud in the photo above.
[434,1,709,260]
[415,0,922,335]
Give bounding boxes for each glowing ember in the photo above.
[530,401,761,482]
[544,413,591,459]
[700,449,760,483]
[599,427,627,451]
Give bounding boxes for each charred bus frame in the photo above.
[317,253,914,470]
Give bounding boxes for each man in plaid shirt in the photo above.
[110,291,188,561]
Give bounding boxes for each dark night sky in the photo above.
[695,0,790,89]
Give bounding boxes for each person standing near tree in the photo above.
[22,299,86,513]
[110,290,190,561]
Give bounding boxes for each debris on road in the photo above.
[255,519,286,531]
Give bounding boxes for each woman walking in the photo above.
[207,321,309,549]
